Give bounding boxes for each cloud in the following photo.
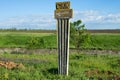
[73,10,120,23]
[72,10,120,29]
[0,10,120,29]
[0,15,56,29]
[73,10,100,22]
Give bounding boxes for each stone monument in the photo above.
[54,1,73,75]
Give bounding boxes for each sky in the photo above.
[0,0,120,29]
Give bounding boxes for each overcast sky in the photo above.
[0,0,120,29]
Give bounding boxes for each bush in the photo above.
[70,20,91,49]
[27,37,46,49]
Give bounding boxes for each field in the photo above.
[0,53,120,80]
[0,31,120,80]
[0,32,56,48]
[0,31,120,50]
[89,33,120,50]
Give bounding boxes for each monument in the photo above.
[54,1,73,75]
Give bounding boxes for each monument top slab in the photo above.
[56,1,70,10]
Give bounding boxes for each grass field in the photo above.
[0,32,120,50]
[88,33,120,50]
[0,32,56,48]
[0,31,120,79]
[0,52,120,80]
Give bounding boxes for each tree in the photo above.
[70,20,91,49]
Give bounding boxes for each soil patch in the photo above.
[84,70,120,80]
[0,61,25,69]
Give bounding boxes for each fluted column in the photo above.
[57,18,70,75]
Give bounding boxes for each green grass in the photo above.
[0,32,120,50]
[0,32,56,48]
[0,32,53,37]
[89,34,120,50]
[0,53,120,80]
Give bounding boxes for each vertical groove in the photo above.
[58,19,60,74]
[60,19,62,74]
[67,19,69,75]
[64,19,67,74]
[62,19,64,74]
[63,19,66,74]
[58,19,62,74]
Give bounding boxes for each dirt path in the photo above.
[0,48,120,54]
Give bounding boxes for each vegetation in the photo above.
[70,20,91,49]
[27,35,57,49]
[0,53,119,80]
[0,32,120,50]
[0,29,56,33]
[0,30,119,79]
[0,32,56,48]
[0,28,120,33]
[89,34,120,50]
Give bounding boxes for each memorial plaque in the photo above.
[55,9,73,18]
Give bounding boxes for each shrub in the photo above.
[27,37,46,49]
[70,20,91,49]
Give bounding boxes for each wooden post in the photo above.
[54,1,73,75]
